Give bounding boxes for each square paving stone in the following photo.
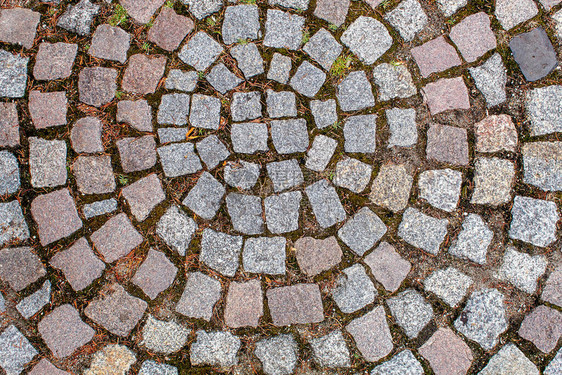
[117,135,157,173]
[179,31,223,71]
[305,179,346,228]
[89,24,130,63]
[412,36,461,77]
[222,4,260,45]
[471,157,514,206]
[140,315,189,354]
[139,360,178,375]
[509,195,558,247]
[295,236,342,277]
[38,304,94,358]
[226,193,264,235]
[475,114,517,152]
[28,91,67,129]
[338,208,386,256]
[344,114,377,153]
[224,160,260,189]
[190,94,221,129]
[70,117,104,153]
[369,163,413,212]
[264,9,304,50]
[519,305,562,353]
[122,173,166,222]
[156,205,197,256]
[332,264,376,313]
[190,331,240,369]
[196,135,229,170]
[267,283,324,325]
[386,108,417,147]
[543,266,562,307]
[0,50,28,98]
[418,168,462,212]
[510,28,557,82]
[117,100,153,132]
[0,201,29,246]
[57,0,99,35]
[306,134,337,172]
[373,63,417,101]
[0,246,45,292]
[266,90,296,118]
[479,343,538,374]
[266,159,303,192]
[398,207,448,255]
[271,118,309,154]
[341,16,392,65]
[470,53,507,107]
[31,188,82,246]
[495,0,538,30]
[206,63,243,94]
[176,271,221,320]
[132,249,177,299]
[34,42,77,80]
[0,151,20,195]
[231,43,264,78]
[426,123,469,166]
[310,330,351,368]
[85,283,148,337]
[29,359,70,375]
[450,12,496,63]
[120,0,164,24]
[527,85,562,136]
[371,350,424,375]
[50,237,105,291]
[346,306,393,362]
[165,69,198,92]
[333,157,372,193]
[290,61,326,97]
[314,0,349,26]
[364,242,411,292]
[449,213,493,264]
[91,213,143,263]
[84,344,136,374]
[498,247,547,294]
[419,327,473,375]
[122,54,166,95]
[200,228,243,277]
[268,53,292,84]
[243,236,286,275]
[157,93,191,125]
[148,7,193,52]
[231,91,261,122]
[0,102,19,147]
[224,279,263,328]
[424,267,473,307]
[78,67,117,107]
[182,172,225,220]
[158,142,202,177]
[0,325,38,374]
[0,8,40,49]
[423,77,470,115]
[310,99,337,129]
[522,141,562,192]
[454,288,508,350]
[436,0,467,16]
[264,191,302,234]
[255,334,298,375]
[385,0,428,42]
[388,289,433,338]
[73,155,116,195]
[303,28,342,71]
[336,71,375,112]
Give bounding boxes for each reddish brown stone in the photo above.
[148,7,194,52]
[116,100,153,132]
[423,77,470,115]
[122,173,165,221]
[132,248,177,299]
[266,283,324,326]
[450,12,496,63]
[31,188,83,246]
[116,135,157,173]
[33,42,78,80]
[475,114,518,153]
[224,279,263,328]
[70,116,104,153]
[0,247,46,292]
[0,102,20,147]
[411,36,461,77]
[90,213,143,263]
[345,306,393,362]
[294,236,342,277]
[73,155,116,195]
[89,24,131,64]
[28,91,67,129]
[519,305,562,353]
[543,266,562,307]
[0,8,40,49]
[29,359,70,375]
[314,0,350,26]
[119,0,165,24]
[122,54,166,94]
[419,327,473,375]
[364,242,411,292]
[426,123,469,166]
[78,67,117,107]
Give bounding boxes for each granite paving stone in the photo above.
[546,349,562,374]
[418,168,462,212]
[509,195,558,247]
[89,24,130,63]
[179,32,223,71]
[183,172,225,219]
[345,306,393,362]
[398,207,448,254]
[290,61,326,98]
[0,151,19,195]
[157,93,191,125]
[226,193,264,235]
[388,289,434,338]
[90,213,143,263]
[57,0,99,35]
[523,141,562,191]
[0,50,28,98]
[310,99,337,129]
[148,7,193,51]
[471,157,514,206]
[478,343,538,374]
[224,160,260,189]
[0,8,39,49]
[369,163,413,212]
[222,4,260,45]
[156,205,197,256]
[158,128,190,143]
[141,315,189,354]
[266,159,303,192]
[196,135,230,169]
[231,91,261,122]
[264,191,301,234]
[314,0,350,26]
[82,198,118,219]
[294,236,342,276]
[224,279,263,328]
[184,0,222,19]
[412,36,461,77]
[338,208,386,256]
[117,100,153,132]
[70,117,104,153]
[436,0,467,16]
[122,54,166,94]
[305,134,337,171]
[243,236,286,275]
[190,94,221,129]
[364,242,411,292]
[0,325,38,374]
[425,267,473,307]
[28,359,70,375]
[527,85,562,136]
[386,107,417,146]
[231,43,264,78]
[475,114,517,152]
[385,0,428,42]
[266,90,297,119]
[303,28,342,71]
[543,266,562,307]
[423,77,471,115]
[495,0,538,30]
[266,283,324,325]
[0,246,45,292]
[0,201,30,246]
[206,63,242,94]
[200,229,243,277]
[0,291,5,312]
[117,135,157,173]
[132,249,177,299]
[264,9,304,50]
[470,53,508,107]
[336,71,375,112]
[33,42,77,80]
[165,69,198,92]
[450,12,496,63]
[373,64,417,101]
[310,331,351,368]
[270,0,310,9]
[271,119,309,154]
[255,334,298,375]
[0,102,20,147]
[419,327,473,375]
[190,331,240,368]
[122,173,166,221]
[498,247,547,294]
[426,123,469,166]
[371,350,424,375]
[176,271,221,320]
[158,142,202,177]
[305,179,346,228]
[510,28,557,82]
[268,53,292,84]
[539,0,562,9]
[16,280,50,319]
[83,344,136,375]
[139,361,178,375]
[73,155,116,195]
[28,91,67,129]
[78,67,117,107]
[119,0,164,24]
[518,305,562,353]
[344,114,377,153]
[332,264,376,313]
[341,16,392,65]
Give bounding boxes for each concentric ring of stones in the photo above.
[1,0,562,373]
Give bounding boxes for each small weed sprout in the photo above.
[206,16,217,26]
[328,23,338,31]
[108,4,128,26]
[330,55,352,77]
[165,0,175,7]
[302,29,311,44]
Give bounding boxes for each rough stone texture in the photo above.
[28,91,67,129]
[0,151,19,195]
[243,236,286,275]
[423,77,471,115]
[498,247,547,294]
[148,7,193,51]
[183,172,225,220]
[388,289,433,338]
[222,4,260,45]
[31,188,82,246]
[295,236,342,277]
[310,99,337,129]
[333,157,372,193]
[543,266,562,307]
[495,0,538,30]
[29,359,70,375]
[71,117,104,153]
[0,247,45,292]
[475,114,517,152]
[141,315,189,354]
[399,208,448,255]
[206,63,242,94]
[90,213,143,263]
[264,9,304,50]
[412,36,461,77]
[419,327,473,375]
[0,201,30,246]
[176,271,221,320]
[364,242,411,292]
[231,43,264,78]
[196,135,230,169]
[268,53,292,84]
[369,163,413,212]
[73,155,116,195]
[231,91,261,122]
[184,0,222,19]
[344,114,377,153]
[158,143,202,177]
[85,283,148,337]
[449,214,493,265]
[255,334,298,375]
[545,348,562,375]
[29,137,66,188]
[518,305,562,353]
[165,69,198,92]
[264,191,301,234]
[385,0,428,42]
[290,61,326,98]
[436,0,467,16]
[117,135,157,173]
[470,53,508,107]
[157,93,190,125]
[509,195,558,247]
[50,237,105,291]
[305,179,346,228]
[133,249,177,299]
[455,288,508,350]
[179,32,223,71]
[224,160,260,190]
[231,122,269,153]
[0,325,38,375]
[346,306,393,362]
[117,100,153,132]
[199,229,243,277]
[122,54,166,95]
[190,331,240,368]
[450,12,496,63]
[523,141,562,191]
[510,28,557,82]
[16,280,50,319]
[83,344,136,375]
[38,304,94,358]
[34,42,77,80]
[371,350,424,375]
[373,64,417,101]
[266,90,296,119]
[479,343,539,375]
[81,198,117,217]
[226,193,264,235]
[270,0,310,10]
[341,16,392,64]
[224,279,263,328]
[527,85,562,136]
[78,67,117,107]
[156,205,197,256]
[57,0,100,35]
[267,284,324,325]
[338,208,386,256]
[191,94,221,129]
[158,128,191,143]
[426,123,469,166]
[425,267,473,307]
[0,102,19,147]
[337,71,375,111]
[0,50,28,98]
[314,0,350,26]
[139,361,178,375]
[271,118,309,154]
[122,174,166,221]
[120,0,164,24]
[310,331,351,368]
[0,8,39,49]
[332,264,376,313]
[303,28,342,71]
[418,168,462,212]
[89,24,130,63]
[306,135,337,172]
[471,157,514,206]
[266,159,303,192]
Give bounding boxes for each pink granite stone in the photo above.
[475,114,518,153]
[411,36,461,77]
[314,0,350,26]
[224,279,263,328]
[122,173,166,222]
[28,91,67,129]
[519,305,562,353]
[266,283,324,326]
[122,54,167,94]
[364,242,411,292]
[422,77,470,115]
[0,102,19,147]
[0,8,40,49]
[119,0,165,24]
[132,248,177,299]
[346,306,393,362]
[34,42,78,80]
[294,236,343,277]
[148,7,194,51]
[426,123,469,166]
[450,12,496,63]
[90,213,143,263]
[70,117,104,153]
[419,327,473,375]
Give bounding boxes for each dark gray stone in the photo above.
[510,28,557,82]
[158,143,202,177]
[158,128,190,144]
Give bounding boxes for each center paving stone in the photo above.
[0,0,561,374]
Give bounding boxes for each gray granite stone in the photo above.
[57,0,100,35]
[89,24,130,63]
[29,137,66,188]
[207,63,243,94]
[271,118,309,154]
[290,61,326,97]
[523,141,562,191]
[0,325,37,374]
[337,70,375,112]
[498,247,546,294]
[264,9,304,50]
[418,168,462,212]
[141,315,189,354]
[306,135,337,172]
[176,271,221,320]
[268,53,292,84]
[332,264,376,313]
[16,280,51,319]
[303,28,342,71]
[310,331,351,368]
[133,249,177,299]
[224,160,260,189]
[158,93,191,125]
[190,94,221,129]
[344,114,377,153]
[183,172,225,220]
[179,32,223,71]
[479,343,538,374]
[200,229,243,277]
[424,267,473,307]
[78,67,117,107]
[270,0,309,9]
[190,331,240,368]
[222,4,260,45]
[436,0,467,16]
[34,42,77,81]
[165,69,198,92]
[527,85,562,136]
[0,102,19,147]
[231,43,264,78]
[264,191,302,234]
[226,193,264,235]
[386,108,417,147]
[341,16,392,65]
[345,306,393,361]
[333,157,372,193]
[338,207,386,256]
[449,214,493,264]
[373,63,417,101]
[0,246,45,292]
[0,292,5,312]
[266,90,296,118]
[158,128,190,144]
[545,347,562,375]
[364,242,411,292]
[185,0,222,19]
[470,53,507,107]
[0,151,19,195]
[139,360,178,375]
[310,99,337,129]
[398,208,448,255]
[231,91,261,122]
[510,28,557,82]
[196,135,229,169]
[266,283,324,325]
[266,159,303,192]
[255,334,298,375]
[305,179,346,228]
[82,198,118,219]
[231,122,268,153]
[385,0,427,41]
[471,157,514,206]
[371,350,424,375]
[157,205,197,256]
[0,50,28,98]
[509,195,558,247]
[495,0,538,30]
[243,236,286,275]
[158,142,203,177]
[388,289,433,338]
[369,163,413,212]
[90,213,143,263]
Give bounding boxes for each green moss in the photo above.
[302,29,311,44]
[108,4,128,27]
[330,55,354,78]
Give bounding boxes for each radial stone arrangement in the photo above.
[1,0,562,374]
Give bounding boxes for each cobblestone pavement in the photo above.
[0,0,562,373]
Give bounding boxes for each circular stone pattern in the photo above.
[0,0,561,374]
